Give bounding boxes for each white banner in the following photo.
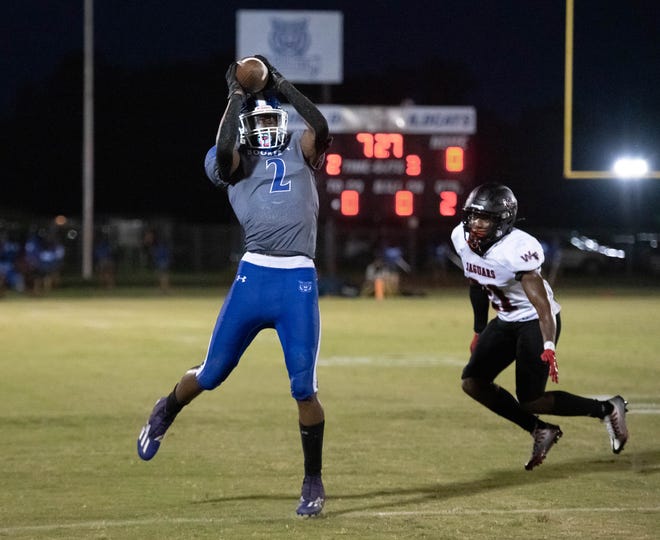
[284,105,477,135]
[236,10,343,84]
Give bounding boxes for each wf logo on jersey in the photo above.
[520,251,540,262]
[298,280,313,293]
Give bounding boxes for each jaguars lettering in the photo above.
[465,262,496,278]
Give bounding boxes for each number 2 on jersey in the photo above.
[266,158,290,193]
[486,284,515,312]
[470,278,516,312]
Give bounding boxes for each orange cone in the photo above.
[374,277,385,300]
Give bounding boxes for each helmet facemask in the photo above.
[464,211,505,255]
[239,97,288,150]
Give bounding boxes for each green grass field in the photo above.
[1,286,659,539]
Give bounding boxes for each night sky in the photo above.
[2,0,660,231]
[3,1,566,117]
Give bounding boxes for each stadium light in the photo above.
[612,157,649,179]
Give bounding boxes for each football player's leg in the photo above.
[461,321,538,432]
[513,320,605,423]
[138,268,262,461]
[276,267,325,516]
[516,313,601,416]
[277,266,321,404]
[138,359,207,460]
[295,393,325,517]
[516,320,628,453]
[513,320,563,470]
[196,266,267,390]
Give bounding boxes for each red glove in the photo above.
[540,347,559,384]
[470,333,479,353]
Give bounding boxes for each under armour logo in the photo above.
[236,275,247,283]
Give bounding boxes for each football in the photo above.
[236,57,269,93]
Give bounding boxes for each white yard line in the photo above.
[347,506,660,517]
[319,355,465,367]
[3,506,659,534]
[0,518,222,535]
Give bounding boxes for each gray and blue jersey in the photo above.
[205,131,319,259]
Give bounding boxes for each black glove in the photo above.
[225,62,244,99]
[253,55,285,90]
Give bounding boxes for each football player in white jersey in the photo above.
[451,183,629,470]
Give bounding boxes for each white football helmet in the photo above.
[239,93,288,150]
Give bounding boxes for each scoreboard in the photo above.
[285,105,476,221]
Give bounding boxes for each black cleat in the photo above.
[525,423,563,470]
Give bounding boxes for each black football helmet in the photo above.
[239,92,288,150]
[462,183,518,254]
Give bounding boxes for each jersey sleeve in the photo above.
[501,231,545,273]
[450,224,466,253]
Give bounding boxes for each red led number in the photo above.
[405,154,421,176]
[439,190,457,216]
[356,133,403,159]
[341,190,359,216]
[325,153,342,176]
[375,133,403,158]
[356,133,374,157]
[395,190,414,216]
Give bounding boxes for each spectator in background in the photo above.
[1,228,64,296]
[362,256,399,297]
[22,230,41,294]
[35,237,65,294]
[0,233,23,296]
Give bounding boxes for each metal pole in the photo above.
[82,0,94,279]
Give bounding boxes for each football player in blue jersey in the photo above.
[451,183,629,470]
[137,56,331,517]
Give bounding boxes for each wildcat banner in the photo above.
[236,10,343,84]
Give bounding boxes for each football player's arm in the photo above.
[214,63,245,183]
[469,282,489,334]
[469,281,489,352]
[255,55,331,168]
[520,270,556,344]
[520,269,559,382]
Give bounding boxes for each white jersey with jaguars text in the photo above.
[451,224,561,322]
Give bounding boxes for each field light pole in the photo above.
[82,0,95,280]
